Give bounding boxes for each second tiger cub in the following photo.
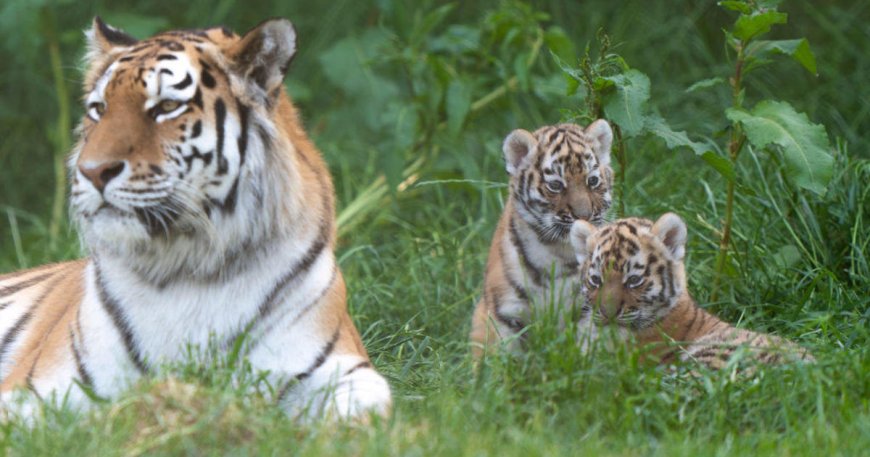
[569,213,814,369]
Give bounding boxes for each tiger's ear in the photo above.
[570,220,597,263]
[85,17,137,59]
[503,129,537,176]
[585,119,613,167]
[228,18,297,98]
[652,213,687,261]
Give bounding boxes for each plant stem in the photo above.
[711,41,746,302]
[612,125,626,217]
[44,8,71,250]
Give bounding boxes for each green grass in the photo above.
[1,0,868,455]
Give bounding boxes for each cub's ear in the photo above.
[652,213,687,261]
[570,220,597,263]
[228,18,297,98]
[585,119,613,167]
[86,17,137,59]
[502,129,537,176]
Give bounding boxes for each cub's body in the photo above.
[471,121,614,356]
[570,214,813,369]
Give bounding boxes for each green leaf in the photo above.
[645,115,733,181]
[601,69,650,138]
[686,77,726,93]
[544,26,575,61]
[747,39,817,75]
[700,151,736,182]
[718,1,752,14]
[446,78,472,135]
[733,11,787,41]
[726,101,833,194]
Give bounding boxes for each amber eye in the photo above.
[88,102,106,121]
[546,180,565,193]
[156,99,183,114]
[587,274,602,288]
[587,175,600,189]
[625,275,644,288]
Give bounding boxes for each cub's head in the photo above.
[570,213,688,330]
[503,121,613,243]
[70,18,299,269]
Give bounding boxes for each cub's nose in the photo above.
[79,161,126,193]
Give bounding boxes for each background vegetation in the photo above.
[1,0,867,455]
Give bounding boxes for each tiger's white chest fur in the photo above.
[58,230,325,387]
[498,215,584,324]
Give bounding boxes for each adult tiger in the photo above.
[569,214,814,369]
[0,18,391,420]
[470,121,614,357]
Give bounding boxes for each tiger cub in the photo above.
[0,18,390,421]
[470,121,614,357]
[569,213,814,369]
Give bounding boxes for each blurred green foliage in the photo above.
[1,0,867,267]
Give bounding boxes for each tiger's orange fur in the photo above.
[0,18,390,421]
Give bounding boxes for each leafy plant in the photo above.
[554,31,709,217]
[703,0,834,299]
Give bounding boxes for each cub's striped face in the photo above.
[503,121,613,243]
[70,18,296,249]
[570,214,688,331]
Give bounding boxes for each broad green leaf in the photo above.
[733,11,787,41]
[747,39,817,75]
[686,77,726,93]
[718,1,751,14]
[544,26,575,61]
[446,78,472,135]
[550,51,583,82]
[700,152,736,182]
[601,69,650,137]
[645,115,733,181]
[726,101,833,194]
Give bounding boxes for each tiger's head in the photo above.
[569,214,688,330]
[503,121,613,243]
[69,18,306,281]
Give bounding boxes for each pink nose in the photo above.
[79,161,125,192]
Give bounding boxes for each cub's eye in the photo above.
[625,275,644,288]
[587,175,600,189]
[587,274,602,288]
[88,102,106,121]
[546,180,565,193]
[154,99,183,115]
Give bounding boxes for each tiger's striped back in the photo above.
[570,213,814,369]
[470,120,614,357]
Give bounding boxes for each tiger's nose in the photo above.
[79,161,126,192]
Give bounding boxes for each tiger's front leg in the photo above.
[247,273,391,422]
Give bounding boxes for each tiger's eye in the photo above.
[588,274,602,288]
[88,102,106,120]
[625,275,644,288]
[158,100,182,113]
[546,180,565,193]
[587,175,600,188]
